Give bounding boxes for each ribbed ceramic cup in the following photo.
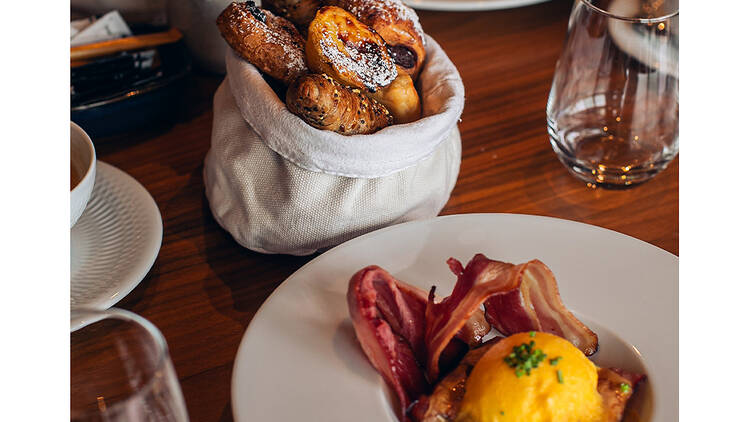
[71,122,96,227]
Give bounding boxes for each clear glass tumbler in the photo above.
[547,0,678,188]
[71,308,189,422]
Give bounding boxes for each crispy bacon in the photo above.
[483,258,599,356]
[424,254,598,381]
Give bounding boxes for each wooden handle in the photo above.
[70,28,182,61]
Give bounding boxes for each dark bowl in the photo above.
[71,41,191,139]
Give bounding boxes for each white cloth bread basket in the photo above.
[204,35,464,255]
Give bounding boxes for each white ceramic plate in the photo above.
[232,214,677,421]
[404,0,549,12]
[71,161,162,312]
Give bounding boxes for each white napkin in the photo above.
[71,10,132,47]
[224,35,465,178]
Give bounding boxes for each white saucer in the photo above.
[71,161,162,311]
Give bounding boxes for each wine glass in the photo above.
[71,308,189,422]
[547,0,678,188]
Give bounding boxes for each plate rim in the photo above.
[231,213,677,420]
[70,161,163,312]
[404,0,551,12]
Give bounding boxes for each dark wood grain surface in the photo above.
[89,1,678,420]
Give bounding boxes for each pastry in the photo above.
[306,6,397,92]
[262,0,321,34]
[217,1,425,134]
[217,1,308,85]
[286,73,393,135]
[371,72,421,124]
[325,0,426,79]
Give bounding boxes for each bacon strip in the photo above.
[347,266,490,421]
[347,266,429,420]
[483,258,599,356]
[424,255,524,381]
[424,254,598,381]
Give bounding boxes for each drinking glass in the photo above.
[547,0,678,188]
[71,308,189,422]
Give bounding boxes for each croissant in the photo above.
[286,73,393,135]
[325,0,426,79]
[306,6,397,93]
[217,1,308,85]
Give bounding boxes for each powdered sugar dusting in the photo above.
[319,27,397,91]
[233,4,307,78]
[345,0,425,43]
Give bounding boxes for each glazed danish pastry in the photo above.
[286,73,393,135]
[306,6,398,93]
[325,0,426,79]
[217,1,308,86]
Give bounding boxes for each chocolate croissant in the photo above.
[306,6,398,93]
[217,1,308,85]
[325,0,426,79]
[286,73,393,135]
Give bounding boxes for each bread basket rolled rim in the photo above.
[224,34,465,178]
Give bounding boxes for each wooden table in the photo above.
[93,1,678,420]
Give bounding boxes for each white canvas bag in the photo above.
[204,35,464,255]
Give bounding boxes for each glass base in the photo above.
[549,134,673,189]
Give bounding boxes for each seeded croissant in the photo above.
[286,74,393,135]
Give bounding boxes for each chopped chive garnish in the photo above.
[549,356,562,366]
[557,370,564,384]
[504,341,547,377]
[500,411,505,416]
[619,383,631,393]
[529,331,536,337]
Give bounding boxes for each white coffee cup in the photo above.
[71,122,97,227]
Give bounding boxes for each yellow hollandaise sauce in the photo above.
[457,331,604,422]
